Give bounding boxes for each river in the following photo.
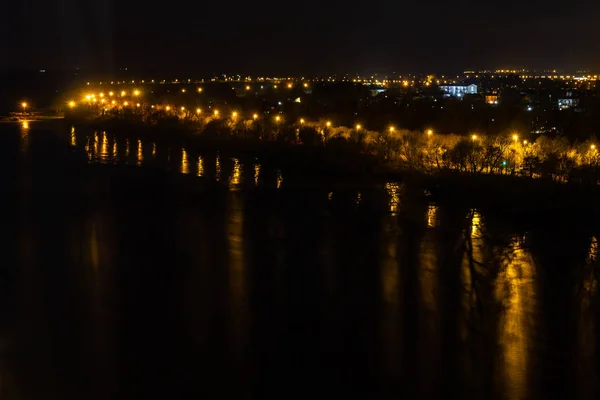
[0,120,599,399]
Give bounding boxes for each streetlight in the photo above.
[253,113,258,120]
[275,115,281,123]
[389,126,395,133]
[166,106,171,111]
[120,91,126,97]
[214,109,219,117]
[181,88,186,93]
[232,111,238,119]
[68,101,76,109]
[356,124,361,130]
[109,91,114,97]
[21,102,27,112]
[592,144,596,150]
[300,118,305,124]
[512,134,519,142]
[196,108,202,114]
[472,134,477,141]
[523,140,528,145]
[133,90,140,97]
[197,88,203,93]
[181,106,185,111]
[326,121,331,128]
[427,129,433,136]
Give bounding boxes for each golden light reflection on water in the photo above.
[427,204,438,227]
[100,132,108,160]
[181,149,189,174]
[19,121,30,151]
[112,141,117,158]
[226,192,248,358]
[93,132,99,155]
[495,237,536,400]
[276,169,283,189]
[85,138,92,161]
[357,192,362,206]
[136,140,143,166]
[152,143,156,157]
[70,126,76,146]
[385,181,400,214]
[328,192,333,201]
[230,158,241,188]
[197,156,204,177]
[216,154,221,181]
[471,209,482,238]
[254,164,260,186]
[588,236,598,263]
[125,139,130,158]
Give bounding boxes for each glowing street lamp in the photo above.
[133,90,140,97]
[427,129,433,136]
[181,106,185,111]
[356,124,361,130]
[197,88,203,93]
[166,106,171,111]
[246,85,251,91]
[389,126,395,133]
[136,103,140,107]
[68,101,76,109]
[523,140,528,145]
[253,113,258,120]
[123,101,129,106]
[21,102,28,112]
[326,121,331,128]
[109,91,114,97]
[472,134,477,141]
[120,91,126,97]
[512,134,519,142]
[213,109,219,117]
[196,108,202,114]
[592,144,596,150]
[232,111,238,119]
[111,100,116,105]
[275,115,281,123]
[300,118,305,124]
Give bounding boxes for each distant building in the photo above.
[558,98,579,110]
[486,95,499,105]
[439,84,478,97]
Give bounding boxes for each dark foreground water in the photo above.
[1,121,600,399]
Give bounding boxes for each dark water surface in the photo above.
[1,121,600,399]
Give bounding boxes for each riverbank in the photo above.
[68,117,600,221]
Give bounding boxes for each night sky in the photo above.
[2,0,600,75]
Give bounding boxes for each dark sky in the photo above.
[2,0,600,75]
